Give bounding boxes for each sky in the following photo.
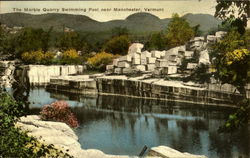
[0,0,217,21]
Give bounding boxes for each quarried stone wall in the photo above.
[15,65,86,86]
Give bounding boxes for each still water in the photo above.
[21,88,250,158]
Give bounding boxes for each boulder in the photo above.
[146,64,156,71]
[147,57,157,64]
[131,53,141,59]
[141,51,152,58]
[141,53,147,65]
[187,63,198,70]
[147,146,207,158]
[106,65,114,72]
[199,49,210,65]
[167,66,178,74]
[16,115,136,158]
[128,43,144,54]
[206,35,217,43]
[135,65,146,71]
[113,59,119,66]
[184,51,194,59]
[194,37,205,41]
[114,68,122,74]
[151,50,163,59]
[119,55,132,62]
[215,31,227,39]
[117,61,130,68]
[155,59,168,68]
[122,67,133,74]
[132,58,141,65]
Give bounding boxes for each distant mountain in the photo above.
[182,13,222,34]
[0,12,221,34]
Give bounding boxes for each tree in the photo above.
[13,27,52,58]
[165,13,195,48]
[215,1,250,34]
[145,32,166,51]
[211,29,250,131]
[103,35,130,55]
[111,27,129,37]
[56,31,89,52]
[212,29,248,95]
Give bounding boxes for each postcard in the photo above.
[0,0,249,158]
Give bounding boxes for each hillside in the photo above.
[0,12,221,34]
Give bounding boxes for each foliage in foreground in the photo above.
[211,29,250,131]
[219,99,250,132]
[40,100,79,128]
[0,92,72,157]
[211,29,250,95]
[87,51,118,71]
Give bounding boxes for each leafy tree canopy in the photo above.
[103,35,130,55]
[215,1,250,34]
[165,13,195,48]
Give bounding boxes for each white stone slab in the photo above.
[106,65,114,70]
[141,51,152,58]
[184,51,194,58]
[119,55,132,62]
[155,59,168,68]
[122,67,133,74]
[132,58,140,65]
[114,68,122,74]
[147,64,156,71]
[151,50,162,58]
[167,66,178,74]
[194,37,205,41]
[206,35,217,42]
[117,61,130,68]
[128,43,144,54]
[135,65,146,71]
[187,63,198,70]
[141,59,147,65]
[147,57,157,64]
[112,59,119,66]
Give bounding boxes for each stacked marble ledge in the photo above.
[25,65,86,86]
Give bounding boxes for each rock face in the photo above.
[16,115,137,158]
[15,65,86,86]
[47,75,244,106]
[146,146,207,158]
[0,60,16,88]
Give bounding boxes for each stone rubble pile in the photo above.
[106,31,227,76]
[0,60,16,88]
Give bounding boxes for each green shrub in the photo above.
[87,51,117,71]
[0,92,72,157]
[61,49,81,65]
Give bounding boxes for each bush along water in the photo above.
[40,101,79,128]
[87,51,118,71]
[0,92,72,157]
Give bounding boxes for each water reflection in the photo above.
[27,88,250,158]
